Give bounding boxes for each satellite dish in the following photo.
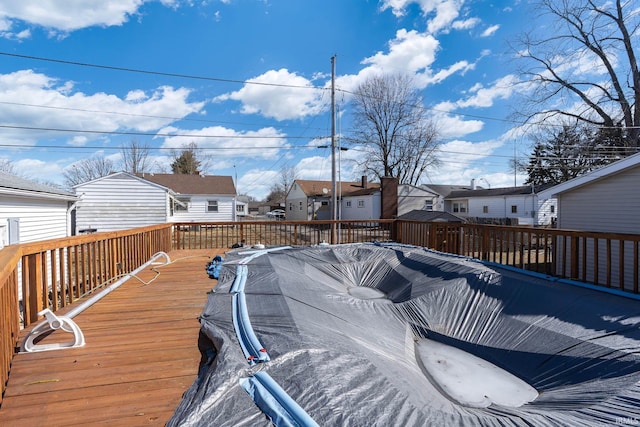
[322,188,329,194]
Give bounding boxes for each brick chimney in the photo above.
[380,176,398,219]
[361,175,368,189]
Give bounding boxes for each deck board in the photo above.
[0,249,222,426]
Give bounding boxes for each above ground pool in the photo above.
[169,243,640,426]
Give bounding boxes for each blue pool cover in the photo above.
[169,243,640,426]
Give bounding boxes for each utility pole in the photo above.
[331,55,337,244]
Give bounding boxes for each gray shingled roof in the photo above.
[294,179,380,197]
[137,173,236,195]
[422,184,472,198]
[447,184,554,199]
[0,171,76,198]
[397,210,465,222]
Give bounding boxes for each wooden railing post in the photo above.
[570,234,579,279]
[481,227,490,261]
[26,253,44,325]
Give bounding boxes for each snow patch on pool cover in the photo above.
[416,338,538,408]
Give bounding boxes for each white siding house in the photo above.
[0,171,77,248]
[74,173,167,232]
[397,184,442,216]
[444,184,556,226]
[286,177,381,221]
[142,173,237,223]
[74,172,237,233]
[341,190,381,220]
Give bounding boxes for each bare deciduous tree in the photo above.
[0,159,15,174]
[63,155,114,187]
[265,164,298,204]
[348,74,440,185]
[120,139,153,174]
[515,0,640,149]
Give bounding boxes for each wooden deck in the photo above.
[0,249,222,426]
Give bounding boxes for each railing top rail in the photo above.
[17,223,173,255]
[0,245,21,292]
[395,221,640,241]
[173,219,395,225]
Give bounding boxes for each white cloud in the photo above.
[0,69,205,146]
[425,138,506,184]
[452,17,480,30]
[362,29,439,76]
[335,28,484,94]
[434,113,484,138]
[423,60,475,85]
[238,168,279,200]
[159,125,290,160]
[14,157,66,182]
[215,69,326,121]
[480,24,499,37]
[380,0,464,34]
[456,74,520,108]
[0,0,194,37]
[0,0,150,34]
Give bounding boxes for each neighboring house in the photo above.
[74,172,237,233]
[246,201,262,216]
[0,171,77,249]
[446,184,556,226]
[397,184,442,216]
[286,177,381,221]
[537,152,640,233]
[537,152,640,291]
[234,195,250,217]
[341,183,382,220]
[422,180,556,226]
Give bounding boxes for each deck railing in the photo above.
[0,224,172,404]
[1,219,639,404]
[172,220,395,249]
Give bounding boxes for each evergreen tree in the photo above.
[170,142,202,175]
[524,123,618,185]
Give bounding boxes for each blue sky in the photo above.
[0,0,536,200]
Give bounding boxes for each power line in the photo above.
[0,124,323,140]
[0,101,329,132]
[0,51,328,91]
[3,50,639,133]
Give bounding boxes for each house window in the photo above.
[207,200,218,212]
[289,203,293,211]
[235,205,244,213]
[346,201,352,208]
[550,205,555,213]
[321,201,328,206]
[299,201,303,211]
[453,202,467,213]
[511,205,518,214]
[483,205,489,214]
[358,200,365,208]
[424,201,433,211]
[174,197,189,212]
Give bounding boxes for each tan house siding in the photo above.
[558,165,640,233]
[553,161,640,292]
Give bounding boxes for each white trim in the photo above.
[538,152,640,199]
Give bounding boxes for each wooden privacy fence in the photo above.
[2,219,639,404]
